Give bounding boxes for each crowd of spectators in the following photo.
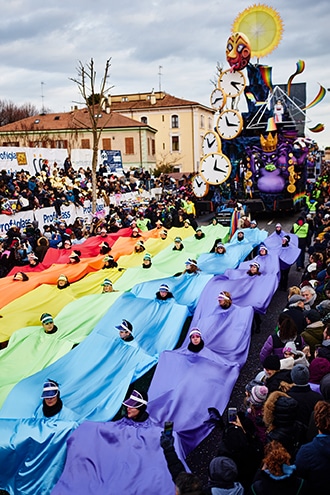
[0,159,200,277]
[0,157,195,215]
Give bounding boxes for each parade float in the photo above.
[194,4,326,214]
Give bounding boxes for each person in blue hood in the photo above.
[249,440,307,495]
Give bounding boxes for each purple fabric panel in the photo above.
[51,418,181,495]
[147,303,254,454]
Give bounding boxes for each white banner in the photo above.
[0,147,67,175]
[0,210,35,235]
[0,191,155,235]
[33,207,57,230]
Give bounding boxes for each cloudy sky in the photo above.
[1,0,329,147]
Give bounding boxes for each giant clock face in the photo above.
[210,88,226,111]
[202,130,222,154]
[192,174,209,198]
[216,109,243,140]
[218,69,246,97]
[200,153,232,185]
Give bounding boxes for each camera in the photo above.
[228,407,237,423]
[164,421,174,437]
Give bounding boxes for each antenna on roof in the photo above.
[158,66,163,92]
[41,82,45,114]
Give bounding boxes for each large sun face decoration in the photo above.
[232,4,284,58]
[226,32,251,70]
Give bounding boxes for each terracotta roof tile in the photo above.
[111,93,212,111]
[0,108,151,133]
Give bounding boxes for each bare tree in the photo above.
[0,100,39,127]
[70,58,113,212]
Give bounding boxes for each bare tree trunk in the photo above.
[70,58,113,214]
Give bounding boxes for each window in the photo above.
[171,135,180,152]
[151,139,156,155]
[125,137,134,155]
[208,117,213,130]
[200,115,205,129]
[141,116,148,124]
[56,140,68,149]
[171,115,179,128]
[162,115,165,122]
[102,138,111,150]
[81,139,90,149]
[2,141,19,147]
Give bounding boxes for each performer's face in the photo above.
[126,407,140,419]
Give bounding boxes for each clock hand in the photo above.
[207,138,216,147]
[212,96,222,104]
[230,81,242,91]
[225,115,238,127]
[213,160,227,173]
[195,179,203,187]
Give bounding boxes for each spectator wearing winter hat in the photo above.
[301,309,324,356]
[40,313,58,334]
[287,364,322,427]
[116,319,134,342]
[155,283,174,301]
[260,314,307,363]
[308,357,330,393]
[187,328,204,353]
[142,253,152,269]
[262,355,292,394]
[57,274,70,290]
[295,401,330,495]
[250,440,307,495]
[281,341,310,370]
[205,457,244,495]
[245,385,269,445]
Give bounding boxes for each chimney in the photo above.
[150,90,156,105]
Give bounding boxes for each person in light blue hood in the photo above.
[248,440,307,495]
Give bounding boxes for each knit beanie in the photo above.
[250,385,269,406]
[208,456,238,483]
[263,355,281,371]
[291,364,309,386]
[283,341,298,355]
[309,358,330,384]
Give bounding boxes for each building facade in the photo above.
[110,91,215,173]
[0,108,158,171]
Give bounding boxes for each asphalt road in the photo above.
[187,209,305,482]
